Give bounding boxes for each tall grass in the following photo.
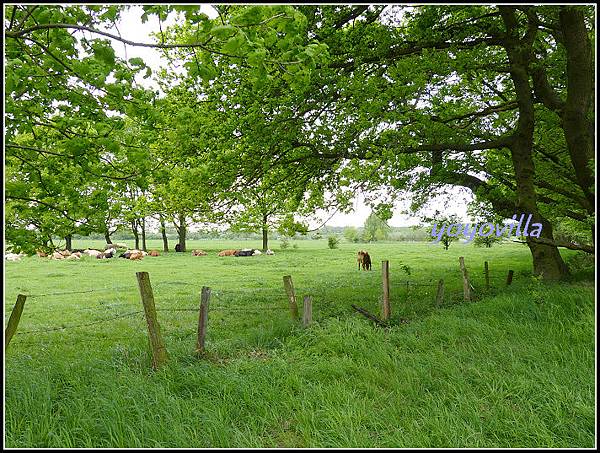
[4,241,595,447]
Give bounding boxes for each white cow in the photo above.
[265,249,275,255]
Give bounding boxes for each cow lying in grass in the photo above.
[357,250,372,270]
[119,249,146,260]
[218,249,238,257]
[5,253,25,262]
[192,250,207,256]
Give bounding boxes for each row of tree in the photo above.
[5,5,595,279]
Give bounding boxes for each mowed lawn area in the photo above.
[4,240,595,447]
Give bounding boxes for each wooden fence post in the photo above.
[283,275,299,321]
[303,296,312,327]
[382,260,391,321]
[5,294,27,350]
[136,272,168,370]
[484,261,490,291]
[435,279,444,307]
[196,286,211,353]
[459,257,471,302]
[506,270,514,286]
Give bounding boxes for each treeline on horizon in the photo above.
[64,225,432,243]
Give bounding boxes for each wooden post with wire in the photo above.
[506,269,514,286]
[196,286,211,353]
[459,257,471,302]
[435,279,444,307]
[283,275,299,321]
[303,296,312,327]
[382,260,391,321]
[136,272,168,370]
[5,294,27,350]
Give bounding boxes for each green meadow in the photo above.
[4,240,596,447]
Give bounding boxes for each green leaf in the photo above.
[247,48,267,67]
[222,31,246,55]
[210,24,236,39]
[128,57,145,67]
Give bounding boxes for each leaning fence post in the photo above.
[136,272,168,370]
[303,296,312,327]
[459,257,471,302]
[435,279,444,307]
[283,275,299,321]
[5,294,27,350]
[506,269,514,286]
[382,260,391,321]
[196,286,211,353]
[484,261,490,291]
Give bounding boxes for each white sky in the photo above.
[107,6,472,228]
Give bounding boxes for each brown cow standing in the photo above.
[357,250,372,271]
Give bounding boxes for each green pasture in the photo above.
[4,240,595,447]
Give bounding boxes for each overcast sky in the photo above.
[106,5,472,228]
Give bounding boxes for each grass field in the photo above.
[4,239,596,447]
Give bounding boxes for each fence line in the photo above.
[7,260,520,344]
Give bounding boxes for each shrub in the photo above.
[566,251,594,273]
[328,236,339,249]
[280,237,290,249]
[473,233,504,248]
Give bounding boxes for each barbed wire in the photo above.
[210,306,289,312]
[15,310,143,335]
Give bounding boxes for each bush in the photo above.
[280,237,290,249]
[473,233,504,248]
[328,236,339,249]
[566,251,594,273]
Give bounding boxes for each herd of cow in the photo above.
[4,243,277,262]
[6,245,373,270]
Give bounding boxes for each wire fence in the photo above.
[5,262,518,348]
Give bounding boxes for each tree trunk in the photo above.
[558,7,595,213]
[262,214,268,251]
[141,217,147,252]
[131,220,140,250]
[160,216,169,252]
[176,213,186,252]
[64,234,72,251]
[500,7,569,280]
[104,230,112,244]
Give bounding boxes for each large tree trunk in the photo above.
[262,214,268,251]
[64,234,72,251]
[558,7,595,213]
[131,220,140,250]
[160,215,169,252]
[501,7,569,280]
[104,230,112,244]
[141,217,147,252]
